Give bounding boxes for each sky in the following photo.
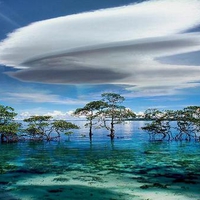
[0,0,200,119]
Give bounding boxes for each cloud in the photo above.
[4,91,87,105]
[157,50,200,66]
[43,110,74,120]
[1,0,200,97]
[16,110,75,120]
[6,65,129,84]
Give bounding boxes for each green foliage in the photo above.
[23,115,53,141]
[2,102,200,143]
[74,93,135,141]
[100,93,136,140]
[144,109,163,120]
[0,105,21,143]
[24,115,52,123]
[0,122,22,142]
[0,105,17,125]
[52,120,79,140]
[101,106,136,123]
[53,120,79,130]
[142,120,171,141]
[24,117,79,141]
[173,106,200,141]
[142,106,200,141]
[101,93,125,104]
[73,100,106,141]
[74,100,106,120]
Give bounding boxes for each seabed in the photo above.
[0,122,200,200]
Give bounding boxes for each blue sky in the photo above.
[0,0,200,119]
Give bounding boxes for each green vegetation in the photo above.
[73,93,136,141]
[24,116,79,141]
[0,93,200,143]
[0,107,79,143]
[142,106,200,141]
[73,100,106,141]
[24,116,53,141]
[100,93,136,140]
[0,105,21,143]
[52,120,79,140]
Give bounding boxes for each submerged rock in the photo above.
[48,188,63,193]
[53,177,70,182]
[140,184,149,189]
[72,175,103,183]
[153,182,168,188]
[140,183,168,189]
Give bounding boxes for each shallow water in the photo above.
[0,121,200,200]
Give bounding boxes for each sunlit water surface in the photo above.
[0,121,200,200]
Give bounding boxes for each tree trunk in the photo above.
[1,134,8,143]
[110,119,115,140]
[89,120,92,142]
[1,134,4,143]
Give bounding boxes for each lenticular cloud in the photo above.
[1,0,200,96]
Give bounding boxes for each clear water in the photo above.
[0,121,200,200]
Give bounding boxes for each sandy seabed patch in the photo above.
[1,170,200,200]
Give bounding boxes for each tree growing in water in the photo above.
[142,120,171,141]
[174,106,200,141]
[142,107,200,141]
[24,116,53,141]
[24,116,79,141]
[73,101,106,141]
[142,109,175,141]
[52,120,79,140]
[100,93,136,140]
[0,105,21,143]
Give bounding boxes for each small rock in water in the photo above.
[48,189,63,193]
[53,177,69,182]
[140,185,149,189]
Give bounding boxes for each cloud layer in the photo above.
[1,0,200,96]
[3,90,87,105]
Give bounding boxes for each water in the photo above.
[0,121,200,200]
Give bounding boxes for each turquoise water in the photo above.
[0,121,200,200]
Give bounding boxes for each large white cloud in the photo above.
[1,0,200,97]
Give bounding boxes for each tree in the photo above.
[73,101,106,141]
[52,120,79,140]
[100,93,136,140]
[0,105,17,124]
[141,107,200,141]
[142,120,171,141]
[174,106,200,141]
[24,116,53,141]
[142,109,173,141]
[0,105,21,143]
[0,122,21,143]
[144,108,164,120]
[24,116,79,141]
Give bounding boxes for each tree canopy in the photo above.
[142,106,200,141]
[24,116,79,141]
[0,105,21,143]
[100,93,136,140]
[73,100,106,141]
[1,100,200,143]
